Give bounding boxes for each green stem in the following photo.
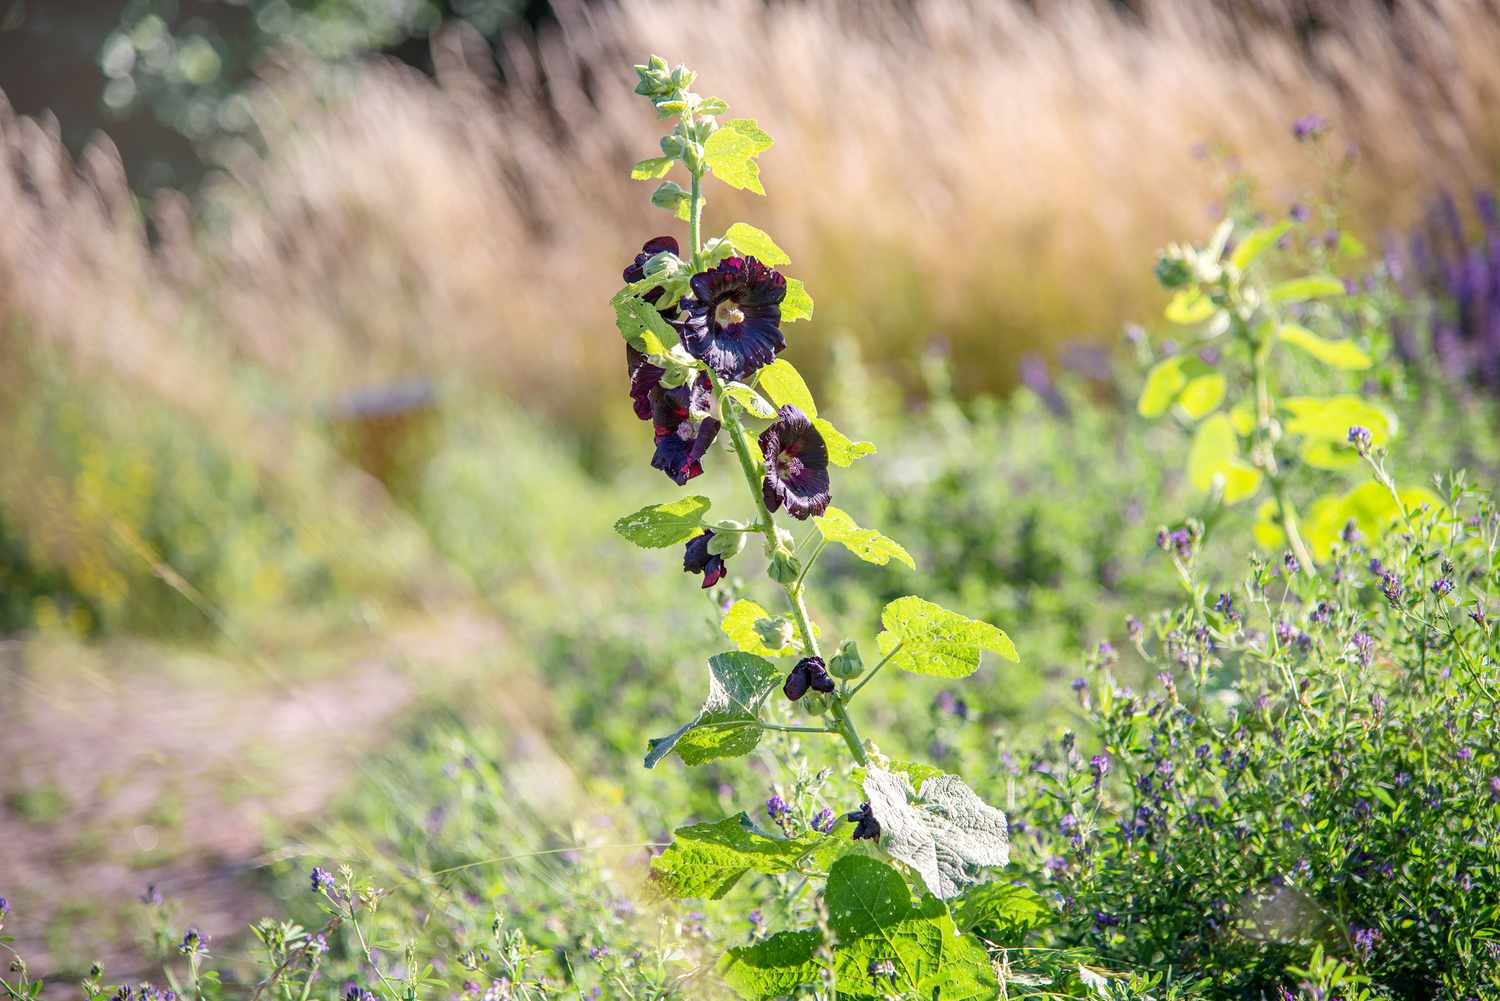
[688,170,704,272]
[846,642,900,702]
[1250,330,1316,572]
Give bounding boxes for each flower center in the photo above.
[776,453,804,478]
[714,298,746,328]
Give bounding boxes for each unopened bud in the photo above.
[753,616,796,650]
[768,549,801,585]
[800,692,832,716]
[828,638,865,679]
[681,141,705,174]
[707,530,747,559]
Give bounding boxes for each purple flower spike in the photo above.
[759,405,831,520]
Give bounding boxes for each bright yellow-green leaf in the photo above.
[813,418,875,466]
[721,599,795,657]
[1300,438,1361,471]
[1267,275,1346,303]
[876,596,1018,678]
[1282,395,1396,444]
[1187,413,1261,504]
[1252,499,1286,549]
[1138,356,1187,418]
[757,359,816,417]
[1229,400,1256,435]
[1177,372,1226,419]
[614,496,711,548]
[703,119,772,195]
[1230,221,1292,270]
[722,382,776,419]
[1277,324,1372,370]
[781,278,813,322]
[1165,289,1216,325]
[813,506,915,570]
[631,156,675,180]
[723,222,790,266]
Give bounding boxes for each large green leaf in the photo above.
[719,930,824,999]
[1282,395,1395,444]
[781,278,814,322]
[723,222,791,266]
[614,496,711,548]
[612,294,679,355]
[1186,413,1262,504]
[630,156,675,180]
[650,813,826,899]
[1137,355,1219,419]
[644,652,779,768]
[813,506,914,570]
[862,767,1009,900]
[813,418,875,466]
[954,882,1053,946]
[722,382,777,419]
[875,596,1018,678]
[824,856,998,1001]
[757,359,817,417]
[1277,323,1372,370]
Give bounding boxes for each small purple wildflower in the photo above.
[1351,632,1375,665]
[1352,925,1381,962]
[0,896,8,917]
[177,928,206,957]
[588,945,609,961]
[1432,577,1455,598]
[1090,754,1110,780]
[310,867,335,894]
[1470,603,1488,627]
[1289,202,1310,222]
[1283,551,1300,576]
[1292,114,1329,141]
[1458,746,1474,762]
[812,808,836,833]
[141,884,164,906]
[1347,425,1373,454]
[748,909,763,929]
[1381,572,1404,606]
[765,795,789,820]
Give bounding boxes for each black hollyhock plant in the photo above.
[682,531,727,588]
[759,405,831,520]
[678,256,787,381]
[651,374,721,485]
[782,656,835,701]
[847,802,881,841]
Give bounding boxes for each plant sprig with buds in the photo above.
[608,56,1064,1000]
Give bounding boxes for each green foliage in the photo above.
[650,813,829,899]
[614,496,712,548]
[862,767,1010,899]
[757,358,817,417]
[722,223,791,266]
[813,507,915,571]
[645,651,780,768]
[704,120,774,195]
[876,595,1019,677]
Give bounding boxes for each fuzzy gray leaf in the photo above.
[863,767,1009,899]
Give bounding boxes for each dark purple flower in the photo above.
[682,532,726,588]
[622,236,680,303]
[847,802,881,841]
[651,374,721,485]
[783,656,835,701]
[1292,114,1329,141]
[677,256,786,381]
[625,345,666,422]
[759,405,830,520]
[310,867,335,894]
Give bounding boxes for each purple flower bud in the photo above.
[765,795,789,820]
[310,867,335,894]
[1381,572,1404,606]
[1347,425,1373,454]
[1432,578,1455,598]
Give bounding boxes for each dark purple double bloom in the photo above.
[759,405,831,520]
[677,256,787,381]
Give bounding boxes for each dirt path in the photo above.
[0,608,566,988]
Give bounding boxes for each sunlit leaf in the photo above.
[1282,395,1396,444]
[651,813,826,899]
[1277,324,1372,370]
[644,652,779,767]
[757,359,817,417]
[1230,220,1292,270]
[1187,413,1261,504]
[814,418,875,466]
[722,382,776,419]
[814,506,915,570]
[781,278,814,322]
[863,767,1009,899]
[631,156,675,180]
[721,599,795,657]
[1267,275,1346,303]
[723,222,791,266]
[1164,289,1216,324]
[614,496,711,548]
[876,596,1018,677]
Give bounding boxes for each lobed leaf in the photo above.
[862,767,1009,900]
[814,418,875,466]
[650,812,826,899]
[613,294,678,355]
[757,359,817,417]
[1277,323,1372,370]
[1282,394,1395,444]
[719,930,824,999]
[644,652,779,768]
[721,598,796,657]
[614,496,711,548]
[704,120,771,195]
[723,222,791,266]
[781,278,814,322]
[814,506,915,570]
[875,595,1018,678]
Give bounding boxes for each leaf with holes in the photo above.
[614,496,711,548]
[651,813,826,899]
[862,767,1010,900]
[814,507,914,570]
[813,418,875,466]
[875,596,1017,678]
[644,652,779,768]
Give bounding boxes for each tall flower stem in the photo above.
[707,369,869,765]
[688,170,704,273]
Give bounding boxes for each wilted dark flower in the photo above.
[678,256,786,380]
[759,405,831,519]
[625,345,666,422]
[682,532,726,588]
[847,803,881,841]
[1292,114,1329,141]
[783,656,835,701]
[310,867,335,894]
[651,375,721,485]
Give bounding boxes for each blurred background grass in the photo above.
[3,0,1500,989]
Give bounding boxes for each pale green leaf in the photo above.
[1277,323,1372,369]
[1267,275,1346,303]
[813,418,875,466]
[644,652,779,768]
[1282,395,1396,444]
[1137,356,1187,418]
[1229,220,1292,270]
[1164,289,1216,324]
[875,596,1018,678]
[863,767,1009,900]
[613,496,711,548]
[650,813,826,899]
[781,278,813,322]
[612,294,678,354]
[631,156,675,180]
[721,598,795,657]
[723,222,791,266]
[1176,372,1226,419]
[757,359,817,417]
[813,506,914,570]
[722,382,776,419]
[704,126,765,195]
[1187,413,1261,504]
